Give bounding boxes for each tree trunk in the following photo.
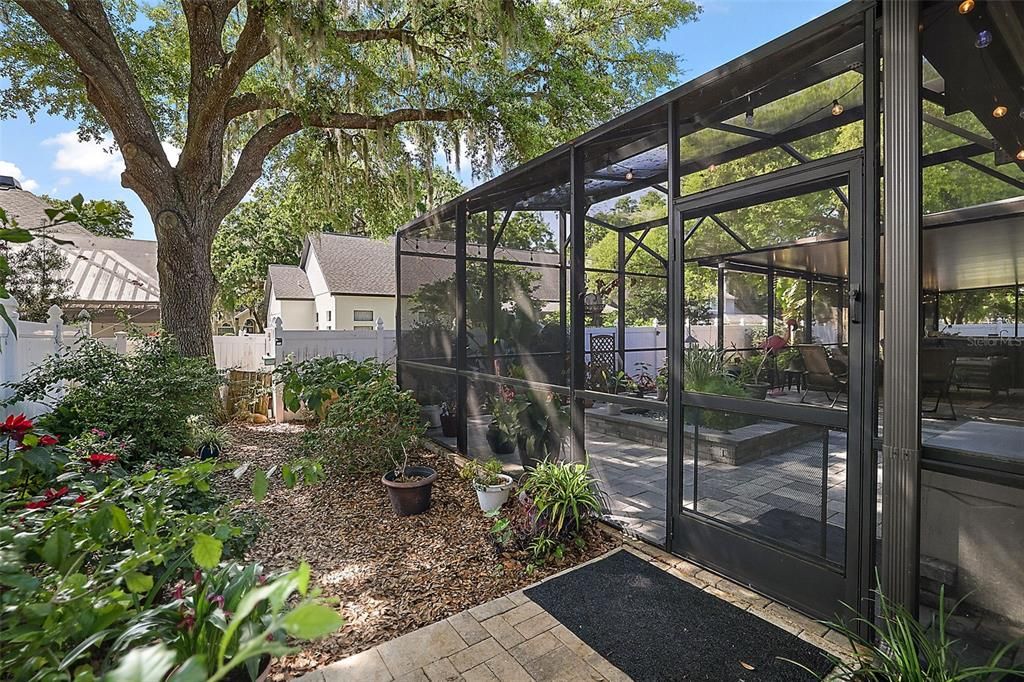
[154,208,216,358]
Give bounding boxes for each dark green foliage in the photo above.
[303,370,424,474]
[5,334,221,457]
[275,356,388,420]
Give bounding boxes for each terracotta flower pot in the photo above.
[381,466,438,516]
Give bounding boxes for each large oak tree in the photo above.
[0,0,698,356]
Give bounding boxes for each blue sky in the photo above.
[0,0,845,241]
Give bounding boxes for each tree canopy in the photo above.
[42,195,134,239]
[0,0,700,356]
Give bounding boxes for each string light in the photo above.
[624,169,634,181]
[1017,148,1024,162]
[993,105,1008,118]
[975,30,993,48]
[745,108,755,126]
[958,0,975,14]
[831,99,844,116]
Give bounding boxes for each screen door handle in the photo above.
[849,285,862,324]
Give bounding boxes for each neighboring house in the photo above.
[0,177,160,336]
[264,233,563,331]
[265,233,397,331]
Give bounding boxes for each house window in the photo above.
[354,309,374,322]
[354,325,373,330]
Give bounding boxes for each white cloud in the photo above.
[43,131,182,180]
[0,159,39,192]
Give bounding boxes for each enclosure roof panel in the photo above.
[395,0,868,234]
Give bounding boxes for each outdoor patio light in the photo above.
[745,108,755,126]
[831,99,844,116]
[992,105,1008,118]
[958,0,975,15]
[975,30,992,49]
[1016,148,1024,161]
[624,169,635,181]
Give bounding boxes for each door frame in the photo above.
[669,150,872,620]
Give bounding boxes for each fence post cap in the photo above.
[114,330,128,338]
[274,317,284,332]
[47,305,63,324]
[376,317,385,330]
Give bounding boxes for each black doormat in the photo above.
[524,550,833,681]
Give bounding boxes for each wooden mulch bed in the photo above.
[217,423,620,679]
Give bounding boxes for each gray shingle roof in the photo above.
[0,186,92,236]
[267,264,312,299]
[304,233,396,296]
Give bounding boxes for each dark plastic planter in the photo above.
[381,466,438,516]
[197,444,221,460]
[744,382,771,400]
[440,414,458,438]
[486,427,516,455]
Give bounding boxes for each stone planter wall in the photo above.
[586,409,820,466]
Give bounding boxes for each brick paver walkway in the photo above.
[297,539,854,681]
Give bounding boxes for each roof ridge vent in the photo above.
[0,175,23,190]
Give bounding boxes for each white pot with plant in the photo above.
[460,458,514,512]
[419,387,443,429]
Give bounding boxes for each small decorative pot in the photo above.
[197,444,220,460]
[656,386,667,402]
[382,466,438,516]
[743,382,771,400]
[605,402,622,416]
[473,474,514,513]
[420,405,442,429]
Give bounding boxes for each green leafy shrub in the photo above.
[110,562,343,682]
[303,372,423,474]
[460,458,506,487]
[5,334,221,457]
[512,389,570,461]
[274,356,388,420]
[490,459,602,564]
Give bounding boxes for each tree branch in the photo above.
[213,107,466,224]
[15,0,172,207]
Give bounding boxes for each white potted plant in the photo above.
[460,458,514,513]
[419,387,443,429]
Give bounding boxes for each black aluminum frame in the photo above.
[391,0,1024,627]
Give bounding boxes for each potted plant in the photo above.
[382,445,438,516]
[513,389,569,469]
[460,458,514,512]
[739,353,771,400]
[486,388,517,455]
[656,364,668,401]
[439,401,458,438]
[604,371,633,415]
[419,387,443,429]
[193,424,229,460]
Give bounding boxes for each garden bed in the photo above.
[219,423,619,679]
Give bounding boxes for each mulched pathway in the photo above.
[217,423,620,679]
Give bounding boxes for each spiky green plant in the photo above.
[790,584,1022,681]
[521,459,602,538]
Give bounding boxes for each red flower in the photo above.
[171,581,185,600]
[87,452,118,468]
[39,434,59,447]
[89,428,107,437]
[2,414,33,441]
[177,609,196,632]
[73,495,86,504]
[193,569,203,585]
[207,594,225,609]
[24,486,70,509]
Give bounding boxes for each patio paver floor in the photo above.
[297,540,854,682]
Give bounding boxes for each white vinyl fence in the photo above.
[0,302,83,419]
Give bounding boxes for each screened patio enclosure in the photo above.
[396,0,1024,644]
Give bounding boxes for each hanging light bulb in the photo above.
[993,105,1008,118]
[831,99,844,116]
[958,0,975,14]
[624,169,634,181]
[745,108,755,126]
[975,30,993,48]
[1017,148,1024,162]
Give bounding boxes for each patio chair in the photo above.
[920,347,957,420]
[796,344,848,407]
